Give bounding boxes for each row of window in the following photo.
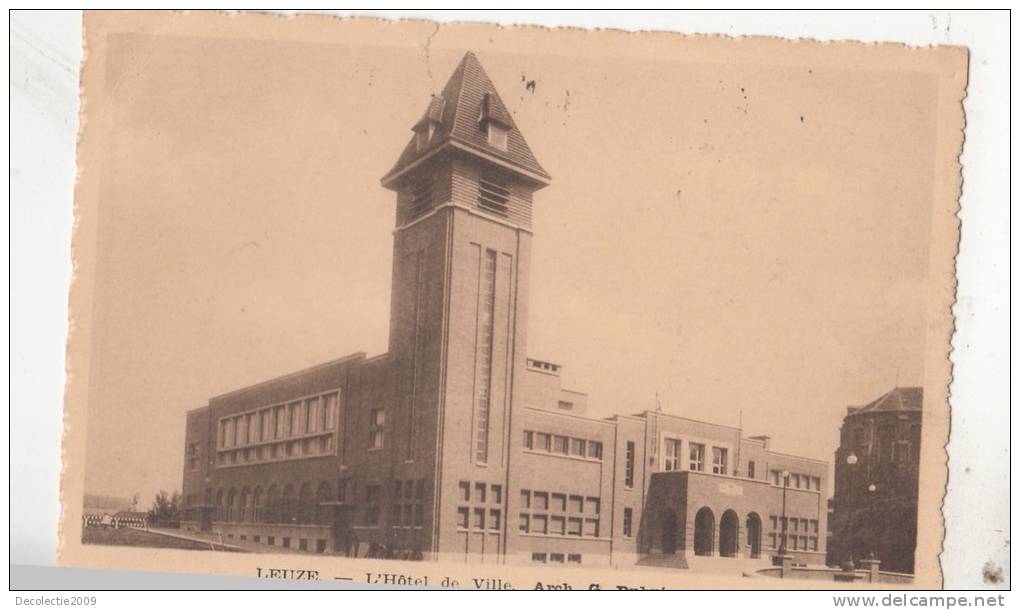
[662,438,730,474]
[768,533,820,552]
[522,430,604,461]
[392,479,426,529]
[457,506,502,531]
[519,489,601,538]
[849,423,919,465]
[770,470,823,491]
[769,516,820,534]
[531,552,582,564]
[216,435,335,466]
[519,513,599,537]
[458,480,503,505]
[217,391,338,450]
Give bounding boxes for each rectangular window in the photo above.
[520,489,530,509]
[261,410,271,441]
[457,507,469,529]
[519,514,530,533]
[584,518,599,537]
[414,505,424,527]
[535,433,551,452]
[551,493,566,512]
[290,402,302,437]
[550,553,565,564]
[664,438,681,471]
[275,405,286,439]
[459,481,471,502]
[322,393,337,430]
[473,508,485,530]
[567,554,582,564]
[712,447,728,475]
[533,492,549,511]
[625,441,635,488]
[586,497,600,515]
[491,484,502,504]
[531,553,547,563]
[486,124,509,152]
[570,438,585,456]
[478,174,510,215]
[475,482,487,504]
[186,443,199,470]
[622,508,633,537]
[523,430,534,449]
[747,460,756,479]
[588,441,603,460]
[549,516,565,536]
[532,514,547,535]
[568,495,583,513]
[567,517,583,536]
[557,400,574,411]
[474,249,497,464]
[369,408,385,449]
[554,435,569,455]
[689,442,705,471]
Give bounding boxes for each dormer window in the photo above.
[479,92,511,151]
[487,123,508,151]
[415,124,434,152]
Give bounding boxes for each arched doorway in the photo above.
[746,512,762,558]
[661,508,679,555]
[719,510,739,557]
[694,507,715,556]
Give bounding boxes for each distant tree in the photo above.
[131,493,140,511]
[148,490,182,523]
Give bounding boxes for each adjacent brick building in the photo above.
[829,387,922,574]
[180,51,829,568]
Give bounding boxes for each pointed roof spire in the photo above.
[382,51,550,188]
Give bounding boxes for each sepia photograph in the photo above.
[21,9,996,594]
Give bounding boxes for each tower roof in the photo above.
[381,51,550,188]
[846,387,923,418]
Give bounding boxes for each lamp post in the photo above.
[844,453,858,571]
[779,469,790,555]
[867,483,877,559]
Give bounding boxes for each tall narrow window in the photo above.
[473,249,497,464]
[712,447,728,475]
[689,442,705,472]
[369,408,385,449]
[624,441,635,488]
[407,251,425,461]
[622,507,633,538]
[664,438,681,471]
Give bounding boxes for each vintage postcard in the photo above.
[59,11,967,589]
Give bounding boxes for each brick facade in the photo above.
[180,51,829,569]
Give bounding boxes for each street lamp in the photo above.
[844,453,858,571]
[779,469,790,555]
[867,483,877,559]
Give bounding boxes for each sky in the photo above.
[80,18,940,504]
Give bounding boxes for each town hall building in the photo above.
[180,51,828,569]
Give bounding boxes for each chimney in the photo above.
[749,435,770,450]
